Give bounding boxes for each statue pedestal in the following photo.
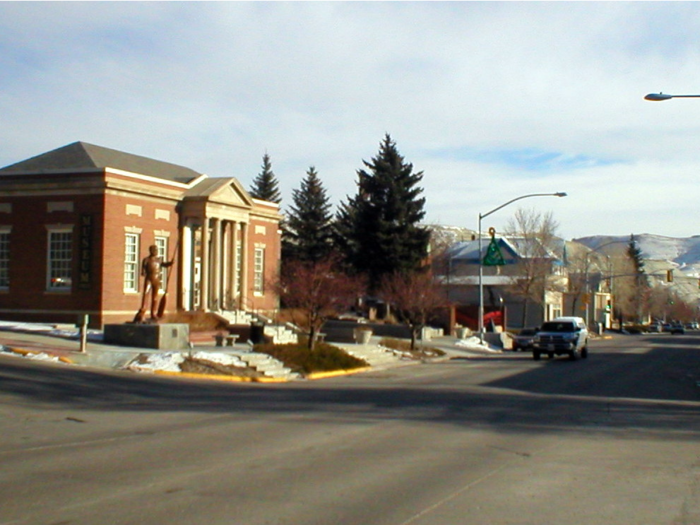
[104,323,190,350]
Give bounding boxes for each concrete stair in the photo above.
[339,342,405,368]
[215,310,299,345]
[263,323,298,345]
[215,310,254,326]
[229,349,300,380]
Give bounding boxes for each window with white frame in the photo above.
[154,236,168,286]
[124,233,140,292]
[253,247,265,294]
[0,231,9,289]
[47,229,73,291]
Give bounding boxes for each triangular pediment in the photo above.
[209,178,254,207]
[184,177,254,208]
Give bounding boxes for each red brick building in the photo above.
[0,142,282,327]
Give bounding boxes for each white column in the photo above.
[211,218,221,311]
[229,221,238,309]
[180,222,191,311]
[200,218,209,311]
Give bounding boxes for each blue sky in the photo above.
[2,2,700,240]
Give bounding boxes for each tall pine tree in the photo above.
[249,153,282,203]
[336,134,430,290]
[627,234,649,323]
[283,166,334,263]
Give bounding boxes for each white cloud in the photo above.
[2,2,700,239]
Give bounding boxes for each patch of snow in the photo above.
[454,336,502,353]
[25,352,62,362]
[0,345,63,363]
[128,352,185,373]
[0,320,103,341]
[190,351,247,368]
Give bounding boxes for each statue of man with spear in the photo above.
[134,244,174,323]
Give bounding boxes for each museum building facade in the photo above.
[0,142,282,327]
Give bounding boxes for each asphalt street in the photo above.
[1,333,699,525]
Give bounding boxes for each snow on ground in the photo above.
[454,336,502,353]
[0,320,104,341]
[0,345,64,363]
[189,351,247,368]
[127,352,185,373]
[126,351,249,373]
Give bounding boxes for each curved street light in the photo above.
[645,92,700,101]
[582,239,628,328]
[478,192,567,344]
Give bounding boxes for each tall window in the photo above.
[48,229,73,290]
[0,231,9,289]
[124,233,140,292]
[154,236,168,286]
[253,247,265,294]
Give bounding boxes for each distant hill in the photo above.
[575,234,700,278]
[426,224,476,248]
[429,227,700,276]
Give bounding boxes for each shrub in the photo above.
[379,337,446,358]
[255,342,368,375]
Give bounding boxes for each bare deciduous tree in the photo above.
[504,208,561,326]
[273,257,362,350]
[380,269,447,351]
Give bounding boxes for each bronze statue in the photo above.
[134,245,173,323]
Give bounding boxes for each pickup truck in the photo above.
[532,316,589,361]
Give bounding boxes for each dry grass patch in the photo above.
[179,356,262,378]
[378,337,446,359]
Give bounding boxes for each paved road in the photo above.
[1,333,699,524]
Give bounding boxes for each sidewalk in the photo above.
[0,322,505,381]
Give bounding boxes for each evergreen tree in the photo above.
[627,234,646,275]
[627,234,649,323]
[283,166,334,263]
[336,134,430,290]
[249,153,282,203]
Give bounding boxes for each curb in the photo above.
[152,369,289,383]
[2,345,74,364]
[306,366,372,380]
[153,366,374,382]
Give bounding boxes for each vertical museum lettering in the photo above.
[79,214,92,289]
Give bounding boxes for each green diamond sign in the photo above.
[483,237,505,266]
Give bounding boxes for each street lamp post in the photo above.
[645,93,700,101]
[582,239,627,328]
[477,192,567,344]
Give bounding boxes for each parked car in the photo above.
[532,316,589,361]
[648,322,662,333]
[511,327,539,351]
[669,322,685,335]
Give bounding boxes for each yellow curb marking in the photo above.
[306,367,372,380]
[2,346,73,364]
[152,370,288,383]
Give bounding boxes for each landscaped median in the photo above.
[125,342,372,382]
[0,335,443,382]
